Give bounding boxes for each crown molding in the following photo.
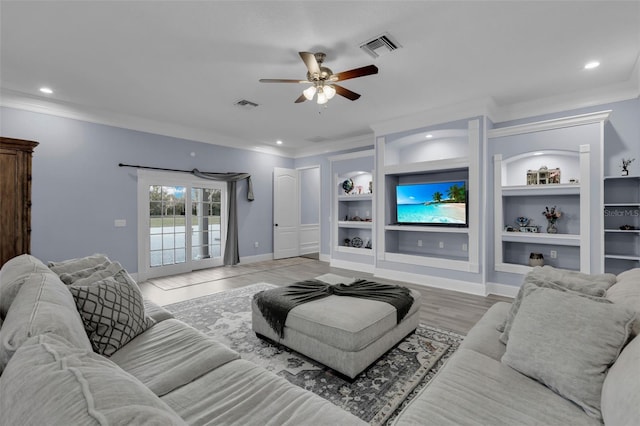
[292,133,374,159]
[0,88,293,158]
[488,110,612,139]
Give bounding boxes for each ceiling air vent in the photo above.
[360,33,401,58]
[234,99,259,109]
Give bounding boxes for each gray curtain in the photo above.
[191,169,253,266]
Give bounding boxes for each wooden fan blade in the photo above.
[333,65,378,82]
[299,52,320,75]
[259,79,308,83]
[333,84,361,101]
[294,94,307,103]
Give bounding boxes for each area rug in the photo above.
[165,283,463,425]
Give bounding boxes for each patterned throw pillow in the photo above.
[69,276,154,356]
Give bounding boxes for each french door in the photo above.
[137,170,226,281]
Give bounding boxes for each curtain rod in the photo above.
[118,163,248,175]
[119,163,254,201]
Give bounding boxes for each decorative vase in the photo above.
[546,221,558,234]
[529,253,544,267]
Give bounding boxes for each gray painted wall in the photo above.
[0,107,292,272]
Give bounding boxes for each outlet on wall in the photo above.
[462,243,468,251]
[550,250,557,259]
[254,241,259,248]
[417,239,422,247]
[439,241,444,249]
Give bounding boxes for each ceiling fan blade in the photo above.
[259,79,308,83]
[333,84,361,101]
[333,65,379,82]
[294,94,307,103]
[299,52,320,75]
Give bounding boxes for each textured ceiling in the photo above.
[1,1,639,156]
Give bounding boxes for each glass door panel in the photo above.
[149,185,186,268]
[191,187,223,264]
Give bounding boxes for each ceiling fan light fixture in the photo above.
[324,85,336,100]
[303,85,317,100]
[316,89,328,104]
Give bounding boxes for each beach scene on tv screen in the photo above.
[396,181,466,224]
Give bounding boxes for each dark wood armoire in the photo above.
[1,137,39,267]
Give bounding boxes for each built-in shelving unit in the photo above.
[488,110,610,283]
[330,151,375,273]
[374,119,481,280]
[603,175,640,274]
[494,148,590,275]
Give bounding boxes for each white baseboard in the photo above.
[374,268,486,296]
[485,281,520,298]
[319,253,330,263]
[239,253,274,264]
[329,258,375,274]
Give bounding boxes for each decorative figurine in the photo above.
[621,158,635,176]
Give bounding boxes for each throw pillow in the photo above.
[66,261,127,288]
[58,260,111,285]
[497,265,615,338]
[501,285,635,420]
[48,254,111,275]
[607,268,640,336]
[69,276,154,356]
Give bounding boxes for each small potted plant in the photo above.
[621,158,635,176]
[542,206,561,234]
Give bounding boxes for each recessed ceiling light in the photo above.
[39,87,53,94]
[584,61,600,70]
[276,140,283,145]
[425,134,433,139]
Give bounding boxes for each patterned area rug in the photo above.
[165,283,463,425]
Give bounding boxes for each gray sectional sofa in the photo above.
[0,254,366,425]
[2,254,638,425]
[392,267,640,426]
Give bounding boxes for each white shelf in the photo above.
[604,229,640,233]
[604,203,640,207]
[335,246,374,256]
[383,157,469,176]
[604,175,640,180]
[502,184,580,196]
[502,232,580,246]
[338,221,373,229]
[385,225,469,233]
[338,194,373,201]
[605,254,640,261]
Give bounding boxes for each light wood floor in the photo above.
[139,257,511,335]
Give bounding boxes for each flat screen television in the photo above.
[395,180,468,227]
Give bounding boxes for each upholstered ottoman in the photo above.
[251,274,421,379]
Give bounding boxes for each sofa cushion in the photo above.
[0,271,92,371]
[501,285,635,420]
[500,278,609,345]
[392,348,599,426]
[48,253,111,275]
[58,260,112,285]
[0,334,186,426]
[144,299,174,323]
[69,275,154,356]
[161,357,366,426]
[601,334,640,426]
[459,301,509,361]
[110,318,239,396]
[0,254,51,318]
[608,268,640,335]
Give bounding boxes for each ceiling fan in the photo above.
[259,52,378,104]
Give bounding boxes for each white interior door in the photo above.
[273,167,299,259]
